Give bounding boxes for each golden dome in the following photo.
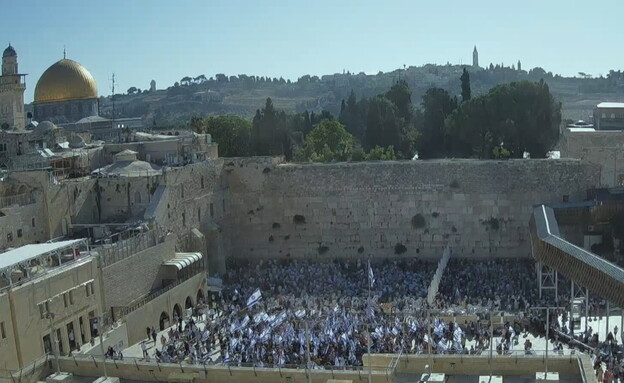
[34,59,98,104]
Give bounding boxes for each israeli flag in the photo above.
[295,309,306,319]
[368,260,375,287]
[246,288,262,308]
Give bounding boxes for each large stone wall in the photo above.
[101,235,176,309]
[147,161,232,273]
[226,159,600,260]
[560,128,624,187]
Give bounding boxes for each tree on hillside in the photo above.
[200,116,251,157]
[180,76,192,86]
[445,80,560,159]
[339,90,365,140]
[194,74,207,84]
[127,87,138,95]
[251,98,290,157]
[461,68,471,102]
[417,88,458,158]
[365,146,396,161]
[385,80,412,122]
[294,119,354,162]
[364,96,403,152]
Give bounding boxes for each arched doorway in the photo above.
[196,289,205,306]
[185,296,194,310]
[172,304,182,322]
[159,311,170,331]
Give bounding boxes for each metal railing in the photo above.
[0,192,35,209]
[119,270,203,317]
[57,354,394,375]
[95,230,163,267]
[58,350,586,376]
[0,354,50,383]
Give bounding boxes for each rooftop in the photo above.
[0,239,86,271]
[596,102,624,109]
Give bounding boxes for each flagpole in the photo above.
[367,257,372,383]
[305,320,312,383]
[427,309,433,370]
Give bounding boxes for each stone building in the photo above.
[0,239,101,370]
[473,45,479,68]
[0,44,26,131]
[560,102,624,187]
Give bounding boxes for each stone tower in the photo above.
[150,79,156,92]
[472,46,479,68]
[0,44,26,130]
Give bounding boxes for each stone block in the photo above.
[535,372,559,383]
[479,376,503,383]
[46,373,73,383]
[420,373,445,383]
[93,378,120,383]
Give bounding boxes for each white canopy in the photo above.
[163,252,203,270]
[0,239,86,271]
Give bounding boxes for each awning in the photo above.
[163,252,203,270]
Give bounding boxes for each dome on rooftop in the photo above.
[3,45,16,58]
[36,121,58,132]
[34,59,98,104]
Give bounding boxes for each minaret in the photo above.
[473,46,479,68]
[0,44,26,130]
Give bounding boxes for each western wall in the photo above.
[224,158,600,261]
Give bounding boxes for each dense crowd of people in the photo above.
[129,257,622,379]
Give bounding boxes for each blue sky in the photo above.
[2,0,623,103]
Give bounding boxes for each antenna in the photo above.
[63,45,66,59]
[110,73,117,124]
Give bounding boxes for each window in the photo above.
[562,195,569,203]
[201,176,204,189]
[182,212,186,226]
[63,293,68,308]
[197,208,201,223]
[39,301,49,319]
[0,143,6,152]
[6,233,12,242]
[210,203,214,217]
[17,229,22,238]
[1,321,6,339]
[69,290,74,305]
[85,282,94,297]
[31,218,35,227]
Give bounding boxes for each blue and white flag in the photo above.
[294,309,306,319]
[246,288,262,308]
[368,260,375,287]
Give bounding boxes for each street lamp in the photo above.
[96,313,108,378]
[529,306,566,379]
[45,312,61,375]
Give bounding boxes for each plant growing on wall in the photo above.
[293,214,306,224]
[411,214,426,229]
[394,243,407,254]
[482,217,500,230]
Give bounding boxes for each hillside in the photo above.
[96,65,624,126]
